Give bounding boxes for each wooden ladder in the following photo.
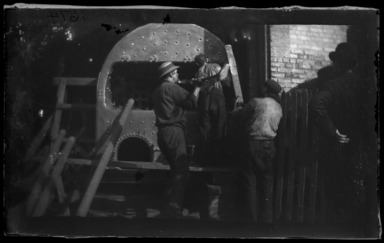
[25,77,96,216]
[75,98,134,216]
[24,44,241,217]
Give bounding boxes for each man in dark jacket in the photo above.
[295,42,357,93]
[194,53,231,165]
[310,43,377,235]
[310,43,360,142]
[153,61,201,217]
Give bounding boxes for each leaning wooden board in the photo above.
[225,45,243,104]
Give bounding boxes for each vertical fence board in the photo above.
[316,142,326,225]
[50,79,66,151]
[274,91,287,221]
[273,89,320,224]
[306,89,319,223]
[285,92,298,221]
[295,90,309,222]
[282,92,291,221]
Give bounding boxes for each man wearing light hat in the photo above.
[153,61,201,218]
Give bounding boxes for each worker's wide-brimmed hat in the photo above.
[329,42,358,64]
[158,61,179,79]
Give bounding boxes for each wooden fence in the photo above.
[273,89,323,223]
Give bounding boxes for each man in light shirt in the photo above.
[232,79,283,223]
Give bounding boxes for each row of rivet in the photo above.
[129,42,208,49]
[116,133,154,152]
[114,132,154,161]
[127,120,156,125]
[148,30,199,37]
[122,50,220,62]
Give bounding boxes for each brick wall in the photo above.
[270,25,348,91]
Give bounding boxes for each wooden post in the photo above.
[50,78,66,151]
[286,92,298,221]
[32,136,76,217]
[225,45,243,104]
[76,99,134,217]
[23,115,53,162]
[308,124,320,223]
[52,129,85,203]
[295,90,309,222]
[274,91,287,221]
[26,129,67,215]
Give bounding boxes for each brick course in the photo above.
[270,25,348,91]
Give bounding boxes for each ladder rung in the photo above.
[63,137,95,143]
[29,156,45,162]
[56,103,95,110]
[67,158,93,166]
[53,77,97,86]
[66,158,238,172]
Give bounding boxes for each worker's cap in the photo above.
[194,53,206,65]
[158,61,179,79]
[264,79,282,94]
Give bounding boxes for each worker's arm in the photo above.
[310,89,349,143]
[231,99,255,123]
[173,83,200,110]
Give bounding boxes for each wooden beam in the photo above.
[26,129,67,215]
[56,103,95,110]
[66,158,238,173]
[111,161,238,173]
[67,158,93,166]
[32,136,76,217]
[50,79,66,150]
[53,77,97,86]
[274,91,287,221]
[76,99,135,217]
[295,90,309,223]
[63,137,94,144]
[23,115,53,163]
[225,45,244,104]
[308,125,320,223]
[50,137,76,203]
[286,91,298,221]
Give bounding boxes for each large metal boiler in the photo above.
[96,23,238,164]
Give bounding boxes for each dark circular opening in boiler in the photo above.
[117,137,152,162]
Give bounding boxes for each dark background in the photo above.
[4,5,380,237]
